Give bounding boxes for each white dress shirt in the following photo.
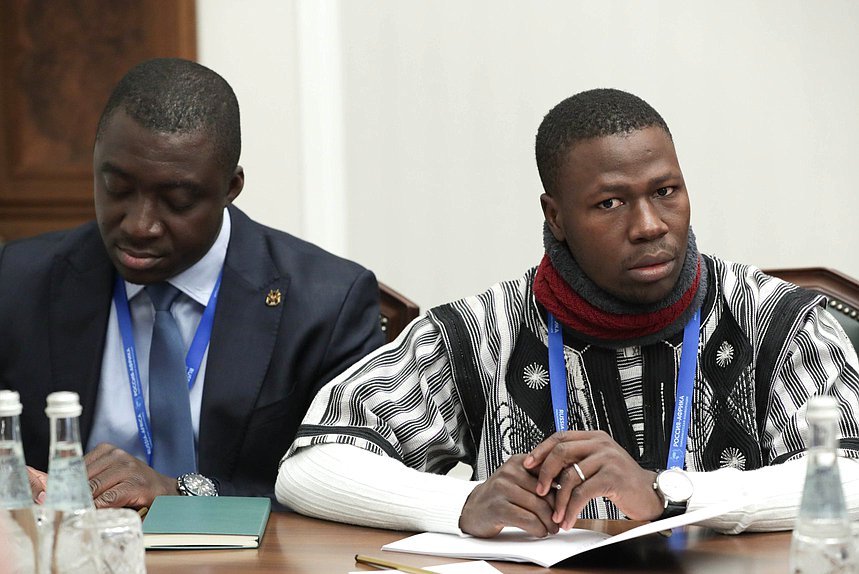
[86,209,232,465]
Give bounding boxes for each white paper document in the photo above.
[383,501,743,568]
[349,559,503,574]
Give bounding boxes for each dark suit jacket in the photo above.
[0,205,385,501]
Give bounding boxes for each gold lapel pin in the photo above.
[265,289,282,307]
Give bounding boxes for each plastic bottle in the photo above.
[789,395,857,573]
[0,390,40,572]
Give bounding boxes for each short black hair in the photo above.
[96,58,241,176]
[535,88,671,195]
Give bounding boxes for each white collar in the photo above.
[125,208,231,305]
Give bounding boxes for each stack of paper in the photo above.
[383,502,742,567]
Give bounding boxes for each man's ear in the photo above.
[226,166,244,204]
[540,192,565,241]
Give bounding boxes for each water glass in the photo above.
[2,508,134,574]
[92,508,146,574]
[0,507,40,574]
[41,508,102,574]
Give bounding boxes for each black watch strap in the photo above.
[657,500,688,520]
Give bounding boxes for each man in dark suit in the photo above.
[0,58,385,509]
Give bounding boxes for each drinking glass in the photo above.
[92,508,146,574]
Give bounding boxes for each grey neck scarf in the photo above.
[541,223,708,347]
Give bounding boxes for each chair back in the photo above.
[765,267,859,350]
[378,282,420,344]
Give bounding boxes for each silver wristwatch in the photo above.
[177,473,219,496]
[653,468,693,519]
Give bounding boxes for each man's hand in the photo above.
[85,443,179,509]
[26,466,47,504]
[524,431,663,529]
[459,454,558,538]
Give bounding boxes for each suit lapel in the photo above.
[48,226,114,443]
[198,207,287,478]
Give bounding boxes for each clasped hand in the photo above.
[459,430,663,537]
[27,443,179,509]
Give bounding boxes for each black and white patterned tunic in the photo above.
[289,255,859,519]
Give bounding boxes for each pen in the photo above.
[355,554,436,574]
[137,507,149,520]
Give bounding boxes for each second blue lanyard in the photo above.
[546,309,700,469]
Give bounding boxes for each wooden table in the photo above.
[145,511,792,573]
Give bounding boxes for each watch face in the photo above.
[179,473,218,496]
[657,469,693,502]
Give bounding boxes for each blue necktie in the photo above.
[146,283,197,476]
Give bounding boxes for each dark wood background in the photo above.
[0,0,196,243]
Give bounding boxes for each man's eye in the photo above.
[167,200,194,213]
[598,198,622,209]
[102,175,132,197]
[105,185,132,197]
[162,190,197,213]
[655,187,674,197]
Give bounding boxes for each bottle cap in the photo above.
[806,395,840,424]
[0,390,23,416]
[45,391,83,418]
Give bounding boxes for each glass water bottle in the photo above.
[0,390,40,573]
[43,391,94,512]
[43,391,100,574]
[790,395,857,573]
[0,390,31,508]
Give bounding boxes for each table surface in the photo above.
[145,511,793,573]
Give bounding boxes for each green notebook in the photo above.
[143,496,271,549]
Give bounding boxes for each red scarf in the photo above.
[533,254,701,341]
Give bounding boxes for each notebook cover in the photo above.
[143,496,271,549]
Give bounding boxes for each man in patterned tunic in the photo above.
[277,89,859,537]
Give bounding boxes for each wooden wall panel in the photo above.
[0,0,196,243]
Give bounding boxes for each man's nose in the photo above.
[122,196,163,238]
[629,200,669,242]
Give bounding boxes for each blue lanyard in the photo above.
[547,314,568,432]
[112,273,222,465]
[547,309,701,469]
[667,308,700,469]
